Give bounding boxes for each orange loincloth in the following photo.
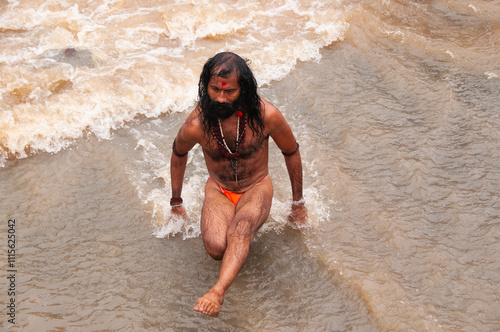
[214,175,269,205]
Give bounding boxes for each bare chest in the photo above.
[203,127,267,161]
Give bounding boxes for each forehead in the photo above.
[209,72,239,87]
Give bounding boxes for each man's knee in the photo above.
[203,238,226,260]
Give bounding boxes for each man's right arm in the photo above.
[170,110,201,211]
[170,142,188,202]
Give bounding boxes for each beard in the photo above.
[208,101,234,120]
[205,98,241,121]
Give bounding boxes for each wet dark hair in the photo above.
[198,52,264,140]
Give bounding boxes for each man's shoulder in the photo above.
[261,98,284,125]
[261,98,289,137]
[260,98,281,121]
[184,107,201,129]
[260,98,278,113]
[179,107,204,141]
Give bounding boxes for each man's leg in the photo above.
[194,176,273,316]
[199,177,237,260]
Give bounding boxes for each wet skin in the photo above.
[171,72,307,317]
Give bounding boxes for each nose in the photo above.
[215,91,226,103]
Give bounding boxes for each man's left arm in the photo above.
[283,148,303,202]
[266,102,308,224]
[283,143,308,225]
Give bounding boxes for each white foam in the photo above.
[485,72,498,79]
[0,0,349,166]
[468,4,478,13]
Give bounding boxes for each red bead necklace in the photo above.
[212,111,246,182]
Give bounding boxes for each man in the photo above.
[170,52,307,317]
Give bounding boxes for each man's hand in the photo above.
[170,205,188,220]
[288,201,308,226]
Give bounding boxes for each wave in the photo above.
[0,0,348,166]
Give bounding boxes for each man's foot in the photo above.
[193,289,224,317]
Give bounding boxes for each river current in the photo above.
[1,0,499,330]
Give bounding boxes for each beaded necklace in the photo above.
[211,111,246,183]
